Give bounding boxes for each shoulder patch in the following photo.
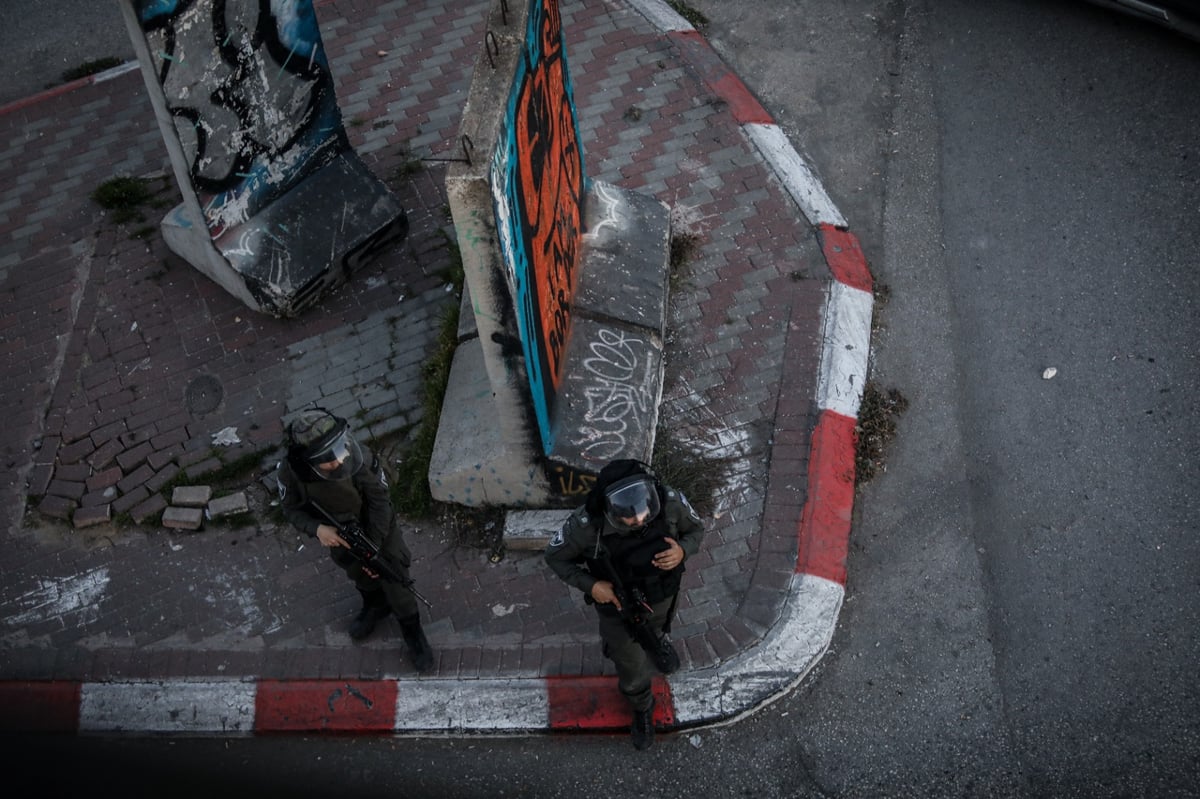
[548,529,565,548]
[677,491,700,521]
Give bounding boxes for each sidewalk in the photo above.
[0,0,871,735]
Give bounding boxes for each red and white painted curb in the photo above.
[0,0,870,736]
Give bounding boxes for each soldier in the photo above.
[275,408,433,672]
[544,459,706,750]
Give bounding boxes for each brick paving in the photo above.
[0,0,829,693]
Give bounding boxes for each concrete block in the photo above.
[207,492,249,519]
[503,509,574,551]
[172,485,212,507]
[162,506,204,530]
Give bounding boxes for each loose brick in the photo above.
[112,486,150,515]
[172,485,212,507]
[88,438,125,470]
[116,441,154,472]
[131,493,168,524]
[38,495,76,520]
[117,464,155,495]
[54,462,91,483]
[146,463,181,493]
[185,458,222,480]
[162,506,204,530]
[80,488,118,507]
[207,491,249,519]
[46,479,86,501]
[58,437,96,465]
[86,466,123,492]
[26,464,53,497]
[73,504,111,529]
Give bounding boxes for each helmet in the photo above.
[287,409,363,481]
[603,475,661,533]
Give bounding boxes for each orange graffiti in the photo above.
[514,0,584,392]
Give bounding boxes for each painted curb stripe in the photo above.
[744,123,849,229]
[797,411,856,586]
[256,680,399,732]
[815,280,873,419]
[391,678,550,731]
[0,62,138,118]
[668,31,775,125]
[547,675,675,730]
[0,681,80,732]
[669,573,844,725]
[818,225,873,294]
[80,681,257,734]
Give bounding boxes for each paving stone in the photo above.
[45,479,86,501]
[172,485,213,508]
[131,493,169,525]
[37,495,76,520]
[86,466,123,492]
[207,491,249,519]
[73,504,111,529]
[162,506,204,530]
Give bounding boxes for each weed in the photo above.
[91,176,156,225]
[667,1,709,29]
[390,235,465,517]
[855,382,908,484]
[669,231,702,284]
[651,429,730,520]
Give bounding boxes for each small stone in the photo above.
[1042,367,1058,380]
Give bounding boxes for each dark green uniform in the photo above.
[544,485,705,711]
[276,446,420,620]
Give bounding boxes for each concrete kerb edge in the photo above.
[0,61,139,118]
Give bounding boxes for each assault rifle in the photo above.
[309,500,432,609]
[594,551,680,674]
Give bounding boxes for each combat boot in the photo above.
[631,699,656,750]
[398,614,434,673]
[349,590,391,641]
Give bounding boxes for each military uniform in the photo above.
[276,446,421,621]
[276,410,432,671]
[544,466,705,736]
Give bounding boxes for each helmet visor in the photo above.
[305,427,363,480]
[603,476,661,532]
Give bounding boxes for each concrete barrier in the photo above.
[431,0,670,510]
[118,0,407,317]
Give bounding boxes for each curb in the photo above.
[1,0,873,736]
[0,62,139,119]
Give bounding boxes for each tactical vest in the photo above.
[585,516,683,604]
[298,477,363,526]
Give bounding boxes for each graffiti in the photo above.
[575,328,655,462]
[134,0,348,237]
[545,462,597,499]
[491,0,586,454]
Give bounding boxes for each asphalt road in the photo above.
[0,0,134,106]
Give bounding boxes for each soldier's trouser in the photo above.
[330,526,419,619]
[596,595,675,712]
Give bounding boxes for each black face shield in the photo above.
[603,475,661,533]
